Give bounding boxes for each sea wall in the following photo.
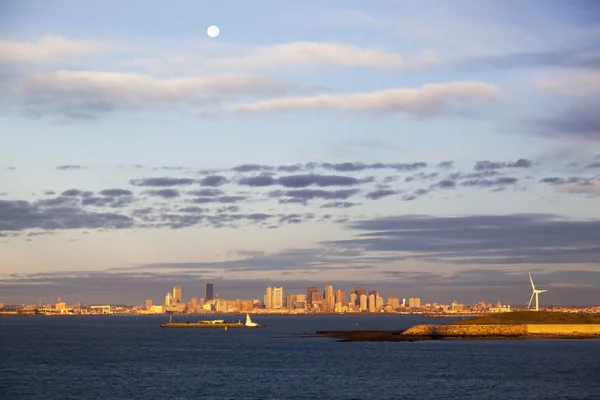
[526,324,600,335]
[402,324,527,336]
[402,324,600,337]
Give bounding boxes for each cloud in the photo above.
[321,162,428,172]
[199,175,228,187]
[278,174,360,188]
[191,196,246,204]
[232,164,274,172]
[0,199,133,232]
[437,161,454,169]
[61,189,82,197]
[328,214,600,265]
[189,189,224,197]
[203,41,441,71]
[534,70,600,96]
[461,177,519,188]
[270,189,360,202]
[321,201,360,209]
[130,177,195,187]
[464,48,600,71]
[56,165,85,170]
[147,189,180,199]
[474,159,532,170]
[14,70,297,118]
[0,35,122,64]
[535,101,600,140]
[431,180,456,189]
[238,176,277,187]
[99,189,133,196]
[227,82,502,116]
[366,189,400,200]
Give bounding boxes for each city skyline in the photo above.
[1,1,600,305]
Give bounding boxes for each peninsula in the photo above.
[312,312,600,342]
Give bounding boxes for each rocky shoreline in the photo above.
[311,328,600,342]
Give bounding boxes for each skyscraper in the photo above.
[145,299,152,309]
[335,289,346,306]
[359,294,367,311]
[205,283,214,301]
[368,294,376,312]
[265,285,273,309]
[165,292,173,306]
[324,284,334,312]
[273,286,284,309]
[350,292,357,307]
[307,286,319,308]
[173,286,182,303]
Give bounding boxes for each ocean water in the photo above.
[1,314,598,400]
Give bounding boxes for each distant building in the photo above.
[273,287,284,309]
[335,289,347,306]
[408,298,415,308]
[388,297,399,309]
[368,294,376,312]
[265,285,273,309]
[350,293,357,307]
[145,299,152,309]
[414,298,421,308]
[165,292,173,306]
[307,286,319,308]
[376,295,384,310]
[191,297,198,309]
[324,285,334,312]
[173,286,182,304]
[359,294,367,311]
[205,283,214,301]
[0,302,4,309]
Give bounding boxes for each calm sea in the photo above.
[1,314,598,400]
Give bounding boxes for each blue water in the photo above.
[1,314,598,399]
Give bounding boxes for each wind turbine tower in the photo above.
[527,272,548,311]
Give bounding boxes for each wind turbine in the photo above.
[527,272,547,311]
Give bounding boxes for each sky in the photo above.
[1,0,599,306]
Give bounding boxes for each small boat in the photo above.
[245,313,259,327]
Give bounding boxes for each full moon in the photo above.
[207,25,220,38]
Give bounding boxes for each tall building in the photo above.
[359,294,367,311]
[165,292,173,306]
[191,297,198,309]
[173,286,182,304]
[324,285,334,312]
[273,287,284,309]
[388,296,399,309]
[335,289,346,306]
[145,299,153,309]
[376,295,384,310]
[368,294,376,312]
[307,286,319,308]
[350,292,357,307]
[265,285,273,309]
[414,298,421,308]
[205,283,214,301]
[295,294,307,310]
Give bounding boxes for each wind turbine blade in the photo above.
[527,292,535,310]
[529,272,535,290]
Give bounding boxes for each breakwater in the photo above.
[402,324,600,337]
